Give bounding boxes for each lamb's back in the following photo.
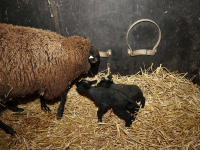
[89,87,129,108]
[111,84,143,99]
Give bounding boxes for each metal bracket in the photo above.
[126,19,161,56]
[99,49,112,58]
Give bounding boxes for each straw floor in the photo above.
[0,64,200,150]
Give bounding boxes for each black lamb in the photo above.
[97,74,145,110]
[76,80,140,127]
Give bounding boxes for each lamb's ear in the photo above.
[101,77,106,81]
[81,80,91,89]
[107,73,112,80]
[75,81,81,87]
[88,80,97,85]
[108,80,113,84]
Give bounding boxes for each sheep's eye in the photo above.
[89,55,94,59]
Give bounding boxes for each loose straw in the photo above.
[0,64,200,150]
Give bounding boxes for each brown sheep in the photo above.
[0,23,100,135]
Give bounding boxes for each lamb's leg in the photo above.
[113,108,133,127]
[57,90,67,120]
[140,97,145,108]
[5,101,24,112]
[97,106,108,122]
[0,120,16,135]
[40,95,50,112]
[126,102,140,114]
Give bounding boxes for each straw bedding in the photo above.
[0,64,200,150]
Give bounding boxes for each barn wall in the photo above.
[0,0,200,83]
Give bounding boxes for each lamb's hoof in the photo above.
[134,108,139,113]
[56,112,63,120]
[131,115,135,121]
[5,126,16,135]
[97,119,103,125]
[41,106,51,112]
[57,116,62,120]
[125,124,131,127]
[98,119,102,122]
[125,121,132,127]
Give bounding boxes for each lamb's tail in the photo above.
[132,95,146,108]
[125,102,140,114]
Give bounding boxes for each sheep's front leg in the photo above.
[0,120,16,135]
[57,91,67,120]
[97,106,108,122]
[113,108,133,127]
[40,95,50,112]
[5,101,24,112]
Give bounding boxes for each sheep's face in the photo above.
[97,76,113,88]
[88,46,100,76]
[76,80,97,93]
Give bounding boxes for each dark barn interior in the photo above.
[0,0,200,149]
[1,0,200,82]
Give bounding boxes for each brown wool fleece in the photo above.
[0,23,91,100]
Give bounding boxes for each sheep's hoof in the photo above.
[14,108,24,113]
[5,126,16,135]
[41,106,51,112]
[7,105,24,113]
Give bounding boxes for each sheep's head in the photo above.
[88,46,100,76]
[76,80,97,93]
[97,74,114,88]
